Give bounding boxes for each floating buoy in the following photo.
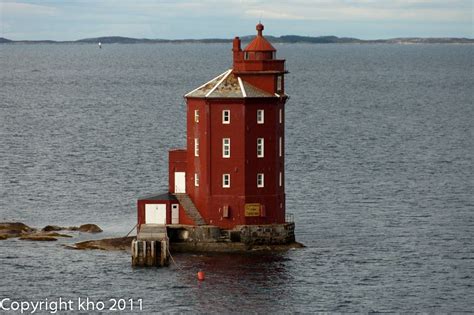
[197,271,205,281]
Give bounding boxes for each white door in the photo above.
[145,204,166,224]
[174,172,186,193]
[171,204,179,224]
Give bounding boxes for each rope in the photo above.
[124,223,138,238]
[167,246,183,271]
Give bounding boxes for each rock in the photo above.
[0,222,35,233]
[0,222,36,238]
[42,225,63,232]
[19,235,57,241]
[71,236,134,251]
[0,234,8,240]
[40,232,72,238]
[77,224,103,233]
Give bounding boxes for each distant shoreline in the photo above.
[1,35,473,45]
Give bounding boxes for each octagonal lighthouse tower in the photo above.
[176,23,288,229]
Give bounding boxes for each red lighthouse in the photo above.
[138,24,289,231]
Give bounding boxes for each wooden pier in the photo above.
[131,224,169,267]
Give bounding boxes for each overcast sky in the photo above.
[1,0,472,40]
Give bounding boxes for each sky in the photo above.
[0,0,472,40]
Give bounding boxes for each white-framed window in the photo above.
[244,52,249,60]
[194,109,199,123]
[257,138,264,158]
[279,171,282,187]
[279,108,282,124]
[222,138,230,158]
[194,138,199,157]
[195,173,199,187]
[257,109,264,124]
[279,136,282,157]
[277,76,282,91]
[257,173,264,188]
[222,174,230,188]
[222,110,230,124]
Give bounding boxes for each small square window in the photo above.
[223,138,230,158]
[194,109,199,123]
[195,173,199,187]
[222,174,230,188]
[257,138,264,158]
[222,110,230,124]
[257,173,264,188]
[194,138,199,157]
[257,109,264,124]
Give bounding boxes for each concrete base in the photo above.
[164,223,299,253]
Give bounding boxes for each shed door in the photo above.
[174,172,186,193]
[171,204,179,224]
[145,204,166,224]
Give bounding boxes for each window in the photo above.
[257,138,264,158]
[195,173,199,187]
[194,109,199,123]
[277,76,283,91]
[257,173,264,188]
[222,138,230,158]
[244,52,249,60]
[222,174,230,188]
[279,171,282,187]
[194,138,199,157]
[257,109,264,124]
[279,108,282,124]
[279,136,282,157]
[222,110,230,124]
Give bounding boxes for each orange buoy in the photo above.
[197,271,205,281]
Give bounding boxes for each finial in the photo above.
[256,22,264,36]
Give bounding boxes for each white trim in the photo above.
[238,77,247,98]
[274,93,280,97]
[205,69,232,97]
[194,138,199,157]
[279,108,282,124]
[194,109,199,123]
[257,109,264,124]
[279,171,282,187]
[257,173,264,188]
[222,174,230,188]
[185,69,231,97]
[279,136,282,157]
[257,138,264,158]
[222,138,230,158]
[194,173,199,187]
[222,109,230,124]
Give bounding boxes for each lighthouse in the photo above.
[137,23,290,232]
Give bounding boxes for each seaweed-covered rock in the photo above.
[77,224,103,233]
[70,236,134,251]
[19,235,57,241]
[42,225,63,232]
[0,222,35,237]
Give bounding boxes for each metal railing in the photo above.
[285,213,294,223]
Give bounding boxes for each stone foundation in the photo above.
[166,223,296,250]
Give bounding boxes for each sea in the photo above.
[0,43,473,313]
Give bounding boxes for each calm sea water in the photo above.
[0,43,473,313]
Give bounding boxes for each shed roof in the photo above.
[138,192,177,201]
[185,69,276,99]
